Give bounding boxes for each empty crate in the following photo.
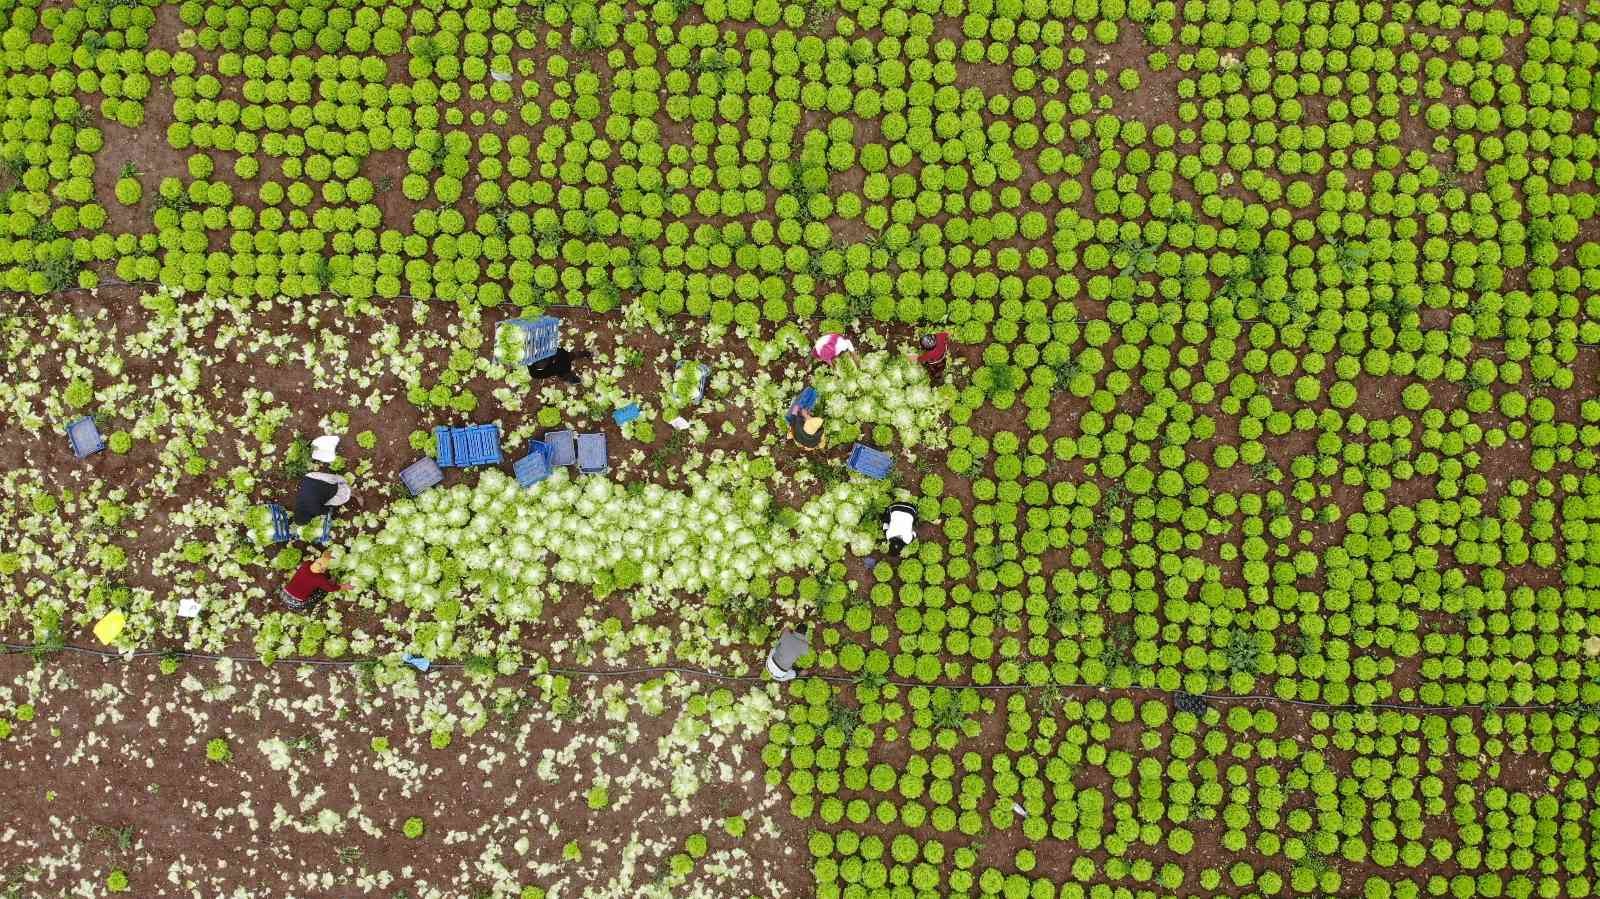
[545,429,577,466]
[514,441,553,487]
[67,416,105,458]
[400,458,445,495]
[576,433,608,474]
[847,444,893,480]
[433,424,501,467]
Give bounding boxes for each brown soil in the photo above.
[0,652,805,898]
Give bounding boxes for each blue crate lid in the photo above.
[400,457,445,495]
[546,429,577,466]
[66,416,105,458]
[847,444,893,480]
[576,432,608,474]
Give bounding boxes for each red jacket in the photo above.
[917,332,950,367]
[285,563,339,601]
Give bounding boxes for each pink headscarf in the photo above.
[814,333,856,363]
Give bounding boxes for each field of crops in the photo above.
[2,0,1600,894]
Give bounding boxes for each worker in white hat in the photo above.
[293,435,352,524]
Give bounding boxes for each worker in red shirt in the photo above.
[913,331,950,376]
[281,551,350,612]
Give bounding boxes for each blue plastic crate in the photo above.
[66,416,105,458]
[505,316,560,366]
[434,425,501,467]
[514,442,552,487]
[847,444,893,480]
[576,432,608,475]
[790,386,818,416]
[432,426,455,466]
[467,424,502,465]
[267,503,331,544]
[451,428,473,465]
[269,503,292,542]
[545,429,576,466]
[400,457,444,495]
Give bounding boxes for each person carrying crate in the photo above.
[790,411,827,450]
[529,347,591,384]
[786,386,826,451]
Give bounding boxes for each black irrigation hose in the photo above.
[3,640,1593,717]
[29,278,1600,350]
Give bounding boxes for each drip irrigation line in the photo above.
[3,640,1593,717]
[28,279,1600,356]
[28,279,1600,347]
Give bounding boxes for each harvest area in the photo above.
[2,0,1600,896]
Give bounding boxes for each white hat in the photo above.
[311,435,340,464]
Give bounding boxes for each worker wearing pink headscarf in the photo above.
[813,333,856,363]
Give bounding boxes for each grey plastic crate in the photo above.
[576,432,608,475]
[399,458,445,496]
[545,429,577,466]
[67,416,105,458]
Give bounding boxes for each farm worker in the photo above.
[813,332,856,364]
[883,501,917,555]
[293,435,351,524]
[787,386,825,450]
[282,550,350,612]
[789,410,827,451]
[530,347,590,384]
[766,628,810,682]
[912,331,950,376]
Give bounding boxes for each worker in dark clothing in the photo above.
[530,347,591,384]
[785,386,825,450]
[293,435,351,524]
[790,410,826,450]
[293,475,348,524]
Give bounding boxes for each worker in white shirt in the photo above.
[883,501,917,555]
